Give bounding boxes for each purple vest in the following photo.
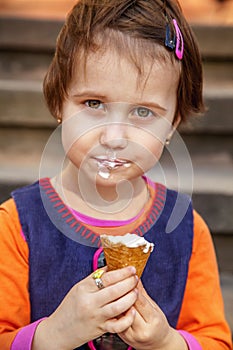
[12,178,193,349]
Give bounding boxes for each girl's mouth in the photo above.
[93,156,132,179]
[94,156,131,170]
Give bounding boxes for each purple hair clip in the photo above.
[165,18,184,60]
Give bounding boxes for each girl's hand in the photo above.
[118,281,188,350]
[32,266,138,350]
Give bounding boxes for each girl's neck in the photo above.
[51,164,149,221]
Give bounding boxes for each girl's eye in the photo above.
[85,100,103,109]
[135,107,153,118]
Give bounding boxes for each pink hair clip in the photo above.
[172,19,184,60]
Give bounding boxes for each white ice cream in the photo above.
[98,166,110,179]
[101,233,154,253]
[96,154,132,179]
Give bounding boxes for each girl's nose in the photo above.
[100,123,128,149]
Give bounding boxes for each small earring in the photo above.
[57,118,62,124]
[165,138,170,145]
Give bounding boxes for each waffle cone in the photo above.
[101,235,152,278]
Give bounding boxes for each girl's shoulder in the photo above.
[0,197,28,256]
[0,197,20,227]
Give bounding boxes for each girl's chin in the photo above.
[75,161,144,186]
[96,171,128,185]
[96,170,144,188]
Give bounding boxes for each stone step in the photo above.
[0,78,232,132]
[0,17,62,52]
[0,49,232,83]
[1,0,233,26]
[1,17,233,58]
[0,19,232,133]
[192,25,233,59]
[0,51,51,81]
[0,127,232,231]
[0,79,55,128]
[0,176,232,257]
[0,20,232,133]
[0,129,232,188]
[0,15,232,335]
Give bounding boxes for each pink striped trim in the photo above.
[92,235,99,244]
[178,330,202,350]
[58,207,67,213]
[19,229,26,242]
[93,247,103,270]
[88,341,96,350]
[45,189,54,194]
[11,318,47,350]
[39,177,166,245]
[70,207,144,227]
[144,176,156,189]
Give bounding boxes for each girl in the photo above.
[0,0,232,349]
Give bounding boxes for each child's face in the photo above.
[61,48,180,187]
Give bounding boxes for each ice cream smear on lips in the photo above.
[95,154,131,179]
[100,234,154,277]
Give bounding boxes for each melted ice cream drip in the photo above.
[106,149,117,161]
[97,149,131,179]
[98,165,110,179]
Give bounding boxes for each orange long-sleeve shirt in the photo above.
[0,190,232,349]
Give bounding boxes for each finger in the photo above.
[133,288,157,323]
[102,288,138,319]
[104,307,136,334]
[118,307,142,342]
[99,266,137,289]
[96,274,139,307]
[90,266,137,292]
[129,305,146,334]
[137,280,149,296]
[138,280,160,310]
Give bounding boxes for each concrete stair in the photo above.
[0,17,232,331]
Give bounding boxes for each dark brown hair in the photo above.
[43,0,205,122]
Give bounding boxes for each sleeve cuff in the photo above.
[178,330,202,350]
[11,318,47,350]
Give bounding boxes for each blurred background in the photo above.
[0,0,232,333]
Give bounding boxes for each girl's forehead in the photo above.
[72,45,180,92]
[71,30,181,87]
[69,48,180,111]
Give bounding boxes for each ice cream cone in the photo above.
[100,234,154,278]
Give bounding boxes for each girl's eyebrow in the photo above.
[71,90,167,113]
[137,101,167,113]
[71,90,107,100]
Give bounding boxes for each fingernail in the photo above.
[131,307,136,316]
[130,266,136,274]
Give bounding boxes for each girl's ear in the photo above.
[165,115,181,145]
[173,114,181,130]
